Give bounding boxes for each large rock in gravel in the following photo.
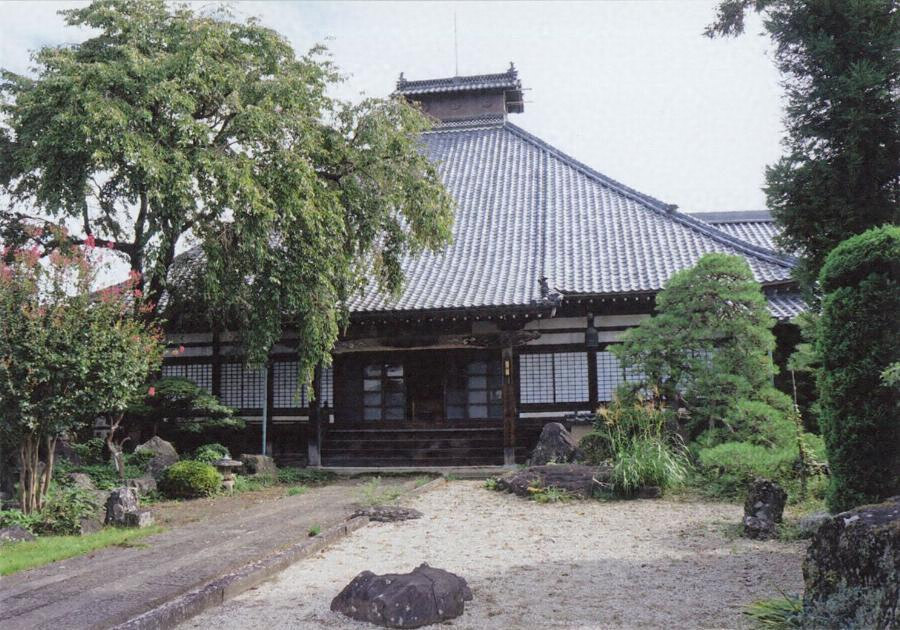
[529,422,581,466]
[331,563,472,628]
[802,496,899,628]
[495,464,610,498]
[240,454,277,477]
[135,436,179,480]
[352,506,423,523]
[744,478,787,523]
[105,487,140,526]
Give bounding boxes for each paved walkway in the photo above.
[0,478,417,630]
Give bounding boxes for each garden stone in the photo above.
[331,563,472,628]
[803,496,899,628]
[79,513,104,534]
[744,478,787,523]
[127,475,158,497]
[124,509,155,528]
[105,487,140,526]
[0,525,35,543]
[135,436,179,480]
[353,506,423,522]
[529,422,581,465]
[240,454,277,477]
[495,464,610,499]
[742,515,777,540]
[68,472,96,491]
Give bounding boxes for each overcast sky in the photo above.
[1,0,783,215]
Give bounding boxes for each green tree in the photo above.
[126,376,242,435]
[817,226,899,511]
[0,236,163,513]
[0,0,453,381]
[613,253,777,437]
[707,0,900,286]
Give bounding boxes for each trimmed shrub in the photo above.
[32,487,100,536]
[193,443,230,464]
[158,461,221,499]
[817,226,900,512]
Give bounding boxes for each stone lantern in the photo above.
[213,458,243,493]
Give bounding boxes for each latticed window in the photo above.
[220,363,265,409]
[446,360,503,420]
[520,352,589,403]
[595,350,645,402]
[272,361,307,408]
[161,363,212,393]
[362,363,405,421]
[321,366,334,407]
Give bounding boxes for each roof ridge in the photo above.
[502,122,796,270]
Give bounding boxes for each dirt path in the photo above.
[0,477,416,630]
[184,480,805,630]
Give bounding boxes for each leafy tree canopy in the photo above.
[127,376,243,434]
[0,235,163,512]
[613,253,777,437]
[707,0,900,287]
[0,0,454,381]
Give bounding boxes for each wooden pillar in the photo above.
[502,346,517,466]
[307,364,323,467]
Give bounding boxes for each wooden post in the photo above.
[307,364,323,467]
[502,346,517,466]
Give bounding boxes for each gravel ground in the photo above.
[183,480,805,630]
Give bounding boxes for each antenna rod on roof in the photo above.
[454,12,459,76]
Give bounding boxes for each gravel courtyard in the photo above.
[183,480,805,630]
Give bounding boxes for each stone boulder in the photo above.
[124,509,155,528]
[744,478,787,523]
[105,487,140,526]
[67,472,96,492]
[126,475,158,497]
[803,496,899,628]
[331,563,472,628]
[135,436,179,480]
[495,464,610,499]
[742,478,787,540]
[0,525,35,543]
[529,422,581,466]
[240,454,277,477]
[352,506,423,523]
[796,511,831,538]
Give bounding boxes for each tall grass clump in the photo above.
[586,390,690,497]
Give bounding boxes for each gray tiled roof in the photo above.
[690,211,781,251]
[395,67,520,96]
[765,291,807,321]
[348,120,797,314]
[161,120,802,321]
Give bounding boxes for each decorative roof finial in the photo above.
[397,72,406,85]
[508,61,516,73]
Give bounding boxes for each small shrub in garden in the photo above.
[0,509,42,534]
[32,488,99,536]
[158,461,221,499]
[611,436,689,497]
[743,594,803,629]
[70,438,106,465]
[193,443,230,464]
[277,467,335,485]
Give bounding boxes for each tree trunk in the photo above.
[18,434,40,514]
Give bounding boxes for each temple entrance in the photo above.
[405,353,445,423]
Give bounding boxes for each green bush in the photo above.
[158,461,221,499]
[69,438,106,465]
[698,441,798,498]
[817,226,900,512]
[193,443,230,464]
[32,488,100,536]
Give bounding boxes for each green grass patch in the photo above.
[0,526,163,576]
[356,477,404,507]
[285,485,308,497]
[743,593,803,628]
